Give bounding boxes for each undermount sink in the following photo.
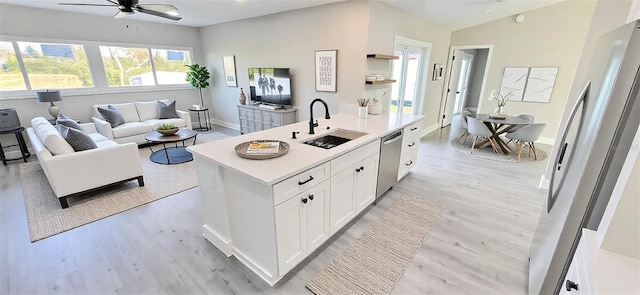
[303,129,368,149]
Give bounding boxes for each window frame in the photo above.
[0,35,194,100]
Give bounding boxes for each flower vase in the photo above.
[238,88,247,105]
[494,105,505,115]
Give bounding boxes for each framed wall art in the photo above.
[523,67,559,103]
[222,55,237,87]
[500,67,529,101]
[432,63,443,81]
[315,49,337,92]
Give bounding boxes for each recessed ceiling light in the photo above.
[483,9,493,13]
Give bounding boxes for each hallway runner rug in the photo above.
[306,193,444,295]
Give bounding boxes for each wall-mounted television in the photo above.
[248,68,292,106]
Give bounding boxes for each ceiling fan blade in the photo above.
[113,11,128,18]
[58,3,118,7]
[136,4,177,13]
[135,6,181,21]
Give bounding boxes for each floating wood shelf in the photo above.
[366,54,399,60]
[365,79,396,85]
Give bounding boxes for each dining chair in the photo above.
[505,114,535,144]
[505,123,546,161]
[467,117,498,154]
[456,110,472,144]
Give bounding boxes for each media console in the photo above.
[238,104,297,134]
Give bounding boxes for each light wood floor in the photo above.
[1,122,549,294]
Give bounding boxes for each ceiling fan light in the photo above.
[167,11,179,16]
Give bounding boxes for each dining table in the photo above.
[468,113,531,154]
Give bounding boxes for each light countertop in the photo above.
[187,112,423,186]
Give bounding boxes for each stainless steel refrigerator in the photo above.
[528,20,640,295]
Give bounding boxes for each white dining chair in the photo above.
[467,117,498,154]
[456,110,472,144]
[505,114,535,144]
[505,123,546,161]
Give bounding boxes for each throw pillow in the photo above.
[97,105,125,128]
[58,125,98,152]
[158,100,179,119]
[56,113,82,130]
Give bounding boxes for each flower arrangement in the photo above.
[488,88,515,107]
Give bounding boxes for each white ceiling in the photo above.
[0,0,566,31]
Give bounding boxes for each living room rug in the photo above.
[450,138,548,163]
[20,130,231,242]
[306,193,444,295]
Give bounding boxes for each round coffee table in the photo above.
[144,129,197,164]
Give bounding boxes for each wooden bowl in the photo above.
[157,128,179,136]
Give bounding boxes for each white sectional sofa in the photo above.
[27,117,144,208]
[91,100,192,145]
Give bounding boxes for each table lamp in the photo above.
[37,90,62,119]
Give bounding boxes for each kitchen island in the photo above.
[187,112,423,285]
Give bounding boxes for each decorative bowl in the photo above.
[157,128,179,136]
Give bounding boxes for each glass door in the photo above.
[390,45,424,115]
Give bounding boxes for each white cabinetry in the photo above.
[238,105,297,134]
[398,120,422,180]
[329,141,380,235]
[275,179,330,276]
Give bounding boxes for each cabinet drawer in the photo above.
[403,121,422,142]
[401,136,419,155]
[330,140,380,175]
[398,150,418,181]
[273,162,330,206]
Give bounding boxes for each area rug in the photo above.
[450,138,547,163]
[306,194,444,295]
[20,130,231,242]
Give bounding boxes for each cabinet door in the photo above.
[305,180,330,253]
[330,167,355,235]
[274,195,307,276]
[355,154,379,214]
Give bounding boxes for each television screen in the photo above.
[248,68,292,106]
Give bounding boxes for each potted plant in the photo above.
[157,123,178,136]
[185,64,211,108]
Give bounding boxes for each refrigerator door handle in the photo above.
[548,82,590,212]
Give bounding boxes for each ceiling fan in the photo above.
[59,0,181,21]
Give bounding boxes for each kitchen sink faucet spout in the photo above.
[309,98,330,134]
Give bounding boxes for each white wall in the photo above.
[198,0,371,128]
[450,0,596,141]
[0,4,203,152]
[366,1,451,132]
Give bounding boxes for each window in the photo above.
[17,41,93,90]
[0,41,27,91]
[100,46,153,87]
[151,48,190,85]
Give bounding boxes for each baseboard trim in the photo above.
[537,137,555,146]
[232,248,280,286]
[423,123,440,137]
[209,119,240,131]
[202,224,233,257]
[539,174,550,189]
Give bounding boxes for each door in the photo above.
[305,180,330,253]
[453,52,474,115]
[391,45,426,115]
[441,50,472,127]
[354,155,378,214]
[274,194,306,275]
[329,168,355,235]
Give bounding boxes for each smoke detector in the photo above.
[515,14,525,23]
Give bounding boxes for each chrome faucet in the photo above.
[309,98,330,134]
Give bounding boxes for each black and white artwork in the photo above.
[500,67,529,101]
[523,67,559,103]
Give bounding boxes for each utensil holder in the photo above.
[358,107,368,119]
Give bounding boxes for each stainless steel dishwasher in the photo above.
[376,130,403,199]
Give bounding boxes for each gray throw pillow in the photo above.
[158,100,179,119]
[56,113,82,130]
[97,105,125,128]
[58,125,97,152]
